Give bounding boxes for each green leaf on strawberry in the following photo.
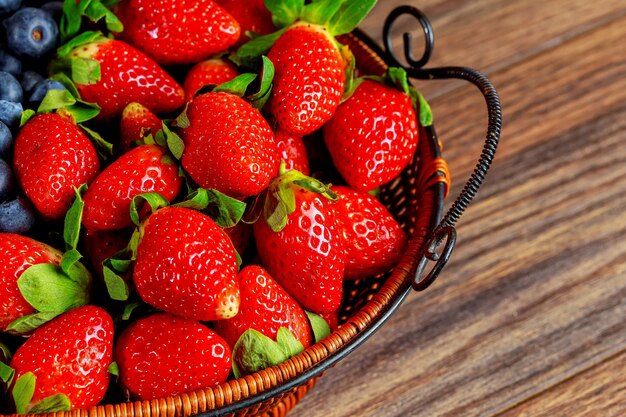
[158,122,185,160]
[121,302,143,320]
[60,249,83,276]
[301,0,341,26]
[13,372,35,414]
[20,109,36,127]
[61,0,123,43]
[214,73,258,97]
[232,328,304,378]
[5,312,61,336]
[0,361,14,386]
[230,28,287,68]
[247,56,275,110]
[28,393,72,414]
[173,188,247,228]
[63,184,88,251]
[0,342,12,364]
[103,265,129,301]
[305,311,332,343]
[107,362,119,377]
[17,263,91,314]
[37,90,101,124]
[79,124,114,159]
[265,0,304,29]
[130,192,170,226]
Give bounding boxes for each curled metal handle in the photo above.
[384,6,503,291]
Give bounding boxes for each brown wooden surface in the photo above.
[292,0,626,416]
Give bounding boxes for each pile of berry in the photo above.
[0,0,435,414]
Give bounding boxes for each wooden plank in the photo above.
[360,0,626,98]
[497,351,626,417]
[293,13,626,417]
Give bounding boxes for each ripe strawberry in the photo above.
[10,306,114,409]
[183,58,239,102]
[114,0,240,66]
[267,23,346,136]
[13,113,100,220]
[214,0,275,46]
[66,38,185,120]
[84,228,133,279]
[82,145,183,231]
[114,313,231,401]
[215,265,313,348]
[332,186,408,280]
[133,207,240,321]
[253,168,344,313]
[119,102,162,153]
[323,79,419,191]
[0,234,62,331]
[222,222,253,257]
[180,92,279,198]
[319,310,339,331]
[275,129,310,176]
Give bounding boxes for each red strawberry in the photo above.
[119,102,162,153]
[0,234,62,331]
[68,38,185,120]
[222,222,253,257]
[214,0,275,46]
[114,313,231,401]
[275,130,310,176]
[180,92,279,198]
[114,0,240,66]
[319,310,339,331]
[84,228,133,279]
[82,145,182,231]
[215,265,313,348]
[323,79,419,191]
[267,23,347,136]
[183,58,240,102]
[13,113,100,220]
[133,207,240,321]
[10,306,114,410]
[253,168,344,313]
[332,186,408,280]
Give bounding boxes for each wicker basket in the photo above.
[2,6,502,417]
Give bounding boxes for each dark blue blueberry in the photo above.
[0,71,23,103]
[0,158,14,201]
[0,51,22,76]
[0,197,36,234]
[29,78,66,103]
[20,70,44,95]
[0,121,12,158]
[0,100,22,127]
[41,1,63,21]
[0,0,21,16]
[3,7,59,59]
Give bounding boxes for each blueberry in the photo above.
[0,51,22,76]
[0,0,21,16]
[0,158,14,201]
[0,71,23,103]
[29,79,66,103]
[0,197,36,234]
[3,7,59,59]
[0,121,12,158]
[20,70,44,95]
[41,1,63,21]
[0,100,22,127]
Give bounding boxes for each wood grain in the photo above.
[292,1,626,416]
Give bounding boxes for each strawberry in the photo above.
[222,222,253,257]
[214,0,275,46]
[133,207,240,321]
[332,186,408,280]
[180,92,279,198]
[82,145,183,231]
[253,166,344,313]
[59,35,185,120]
[215,265,313,348]
[114,313,231,401]
[0,234,62,332]
[323,77,419,191]
[13,113,100,220]
[114,0,240,66]
[119,102,162,153]
[275,129,310,176]
[319,310,339,331]
[9,306,114,410]
[183,58,240,102]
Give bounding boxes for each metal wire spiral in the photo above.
[383,6,503,290]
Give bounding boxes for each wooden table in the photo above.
[293,1,626,416]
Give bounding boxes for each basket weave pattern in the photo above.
[3,32,444,417]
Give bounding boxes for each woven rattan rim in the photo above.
[2,30,446,417]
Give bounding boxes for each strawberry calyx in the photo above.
[60,0,124,43]
[232,327,304,378]
[305,311,332,343]
[231,0,376,68]
[262,161,337,232]
[9,372,71,414]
